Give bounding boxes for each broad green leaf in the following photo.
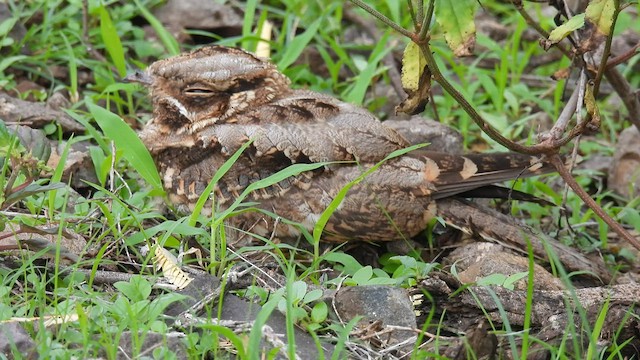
[620,208,640,232]
[351,266,373,285]
[88,103,163,192]
[99,6,126,77]
[435,0,478,56]
[585,0,615,36]
[310,302,328,323]
[323,252,362,275]
[0,17,18,37]
[291,281,308,304]
[114,275,151,302]
[548,14,585,44]
[401,41,426,92]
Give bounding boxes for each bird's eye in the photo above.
[184,87,214,96]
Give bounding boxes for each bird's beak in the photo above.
[123,70,153,85]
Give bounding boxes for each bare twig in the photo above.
[348,0,415,39]
[417,0,434,41]
[606,42,640,69]
[549,154,640,250]
[539,76,583,143]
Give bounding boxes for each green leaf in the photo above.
[0,17,18,37]
[435,0,478,56]
[126,219,208,246]
[585,0,616,36]
[548,14,585,44]
[88,103,163,192]
[323,252,362,275]
[219,161,332,220]
[249,291,282,359]
[241,0,258,52]
[390,255,418,270]
[0,55,27,73]
[99,6,126,77]
[351,266,373,285]
[47,140,71,212]
[188,139,254,226]
[4,182,65,205]
[310,302,328,323]
[291,280,308,303]
[114,275,152,302]
[503,272,529,290]
[476,273,507,287]
[303,289,323,304]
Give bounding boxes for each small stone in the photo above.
[334,285,416,350]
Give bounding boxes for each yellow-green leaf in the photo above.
[435,0,478,57]
[585,0,616,36]
[401,41,426,92]
[548,13,585,44]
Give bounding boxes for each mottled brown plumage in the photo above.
[131,46,550,242]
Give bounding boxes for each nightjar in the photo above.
[128,46,551,242]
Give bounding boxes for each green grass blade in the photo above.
[98,6,126,77]
[133,0,180,56]
[219,161,333,220]
[241,0,258,51]
[586,297,609,359]
[248,291,282,360]
[277,18,321,70]
[188,140,254,226]
[344,31,393,104]
[312,144,426,243]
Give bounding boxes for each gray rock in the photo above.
[333,285,416,352]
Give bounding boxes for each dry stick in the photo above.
[549,154,640,250]
[348,0,414,39]
[606,42,640,69]
[541,80,582,142]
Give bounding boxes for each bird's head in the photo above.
[126,46,290,133]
